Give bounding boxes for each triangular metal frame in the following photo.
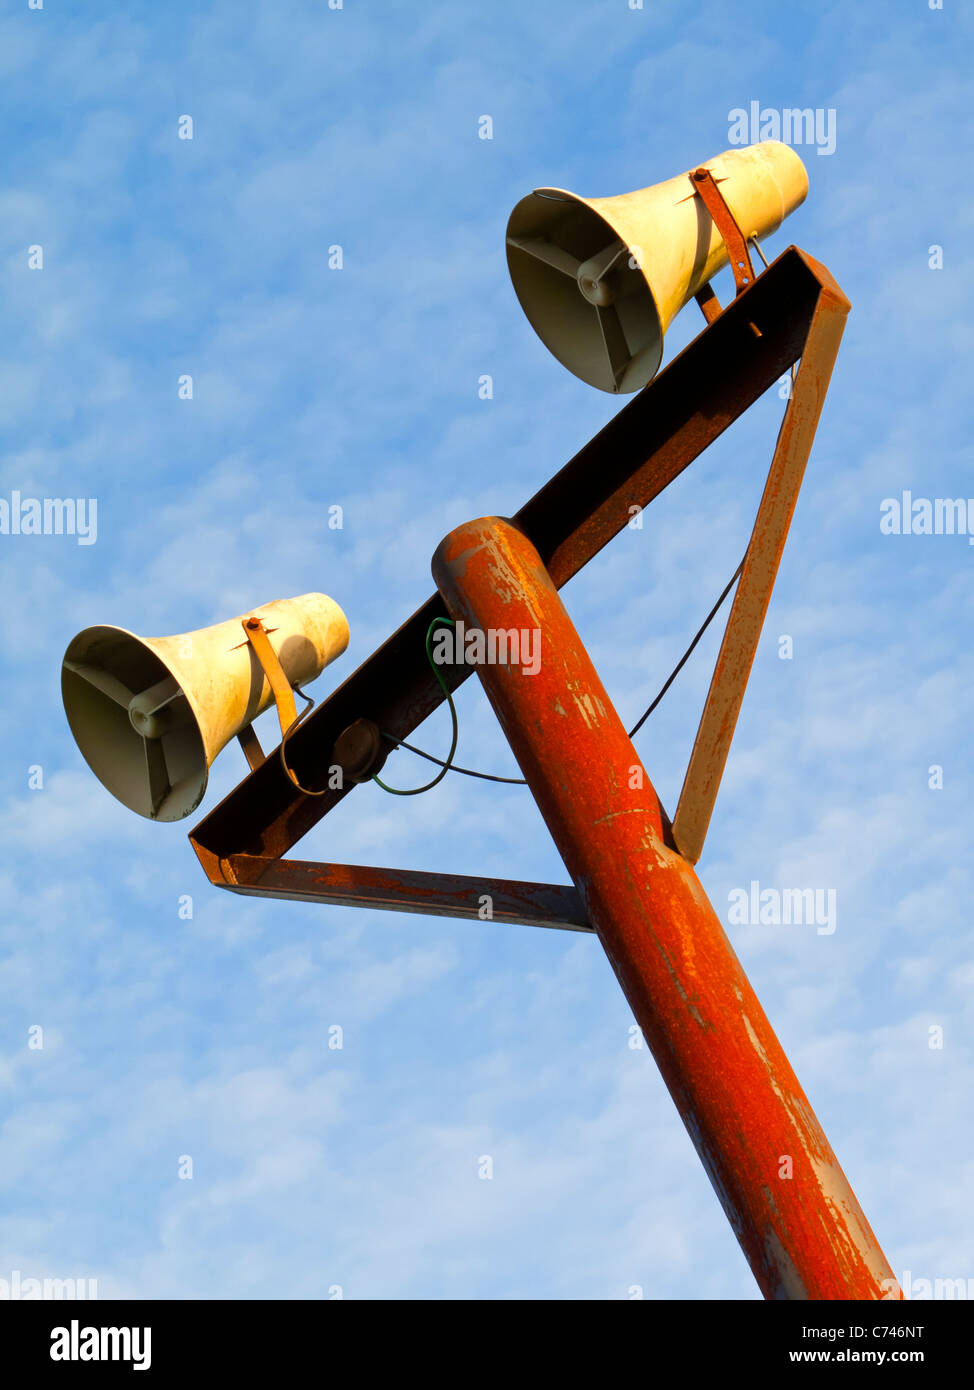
[189,245,850,930]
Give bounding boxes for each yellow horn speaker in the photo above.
[506,140,809,393]
[62,594,349,822]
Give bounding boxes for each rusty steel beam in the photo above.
[219,855,592,932]
[431,515,900,1301]
[190,246,838,872]
[671,272,851,865]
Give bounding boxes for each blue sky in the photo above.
[1,0,971,1299]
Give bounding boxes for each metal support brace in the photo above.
[671,275,849,864]
[190,247,849,915]
[183,243,890,1303]
[221,855,592,933]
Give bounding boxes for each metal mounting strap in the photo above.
[234,617,301,771]
[239,617,298,735]
[691,166,757,296]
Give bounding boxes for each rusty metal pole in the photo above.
[432,515,899,1301]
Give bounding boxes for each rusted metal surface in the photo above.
[190,246,838,871]
[671,275,851,865]
[693,282,722,325]
[431,515,899,1301]
[236,724,265,772]
[691,166,757,295]
[220,854,592,932]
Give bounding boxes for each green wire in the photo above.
[372,617,459,796]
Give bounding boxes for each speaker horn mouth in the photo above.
[506,193,663,394]
[62,629,207,822]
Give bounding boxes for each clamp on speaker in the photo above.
[236,620,387,795]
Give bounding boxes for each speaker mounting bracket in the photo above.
[189,246,849,928]
[234,617,300,772]
[690,166,762,334]
[178,239,903,1303]
[691,166,757,295]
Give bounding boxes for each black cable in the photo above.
[377,556,746,786]
[627,555,745,739]
[371,618,460,795]
[378,731,527,784]
[279,684,327,795]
